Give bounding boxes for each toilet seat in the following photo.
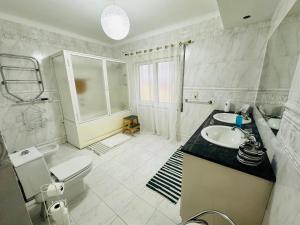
[50,156,92,182]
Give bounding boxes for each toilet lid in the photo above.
[50,156,92,182]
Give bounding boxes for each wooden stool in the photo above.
[122,115,140,135]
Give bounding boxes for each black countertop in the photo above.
[181,110,276,182]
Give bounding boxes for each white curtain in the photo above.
[125,46,183,141]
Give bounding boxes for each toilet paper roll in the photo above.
[34,183,64,203]
[49,201,70,225]
[46,182,64,197]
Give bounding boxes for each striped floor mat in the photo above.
[146,149,183,204]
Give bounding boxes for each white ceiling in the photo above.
[217,0,280,28]
[0,0,218,45]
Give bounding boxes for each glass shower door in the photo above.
[71,55,108,122]
[106,61,129,113]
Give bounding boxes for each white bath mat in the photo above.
[88,133,131,156]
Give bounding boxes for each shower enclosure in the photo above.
[51,50,130,148]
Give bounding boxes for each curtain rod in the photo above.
[123,40,194,56]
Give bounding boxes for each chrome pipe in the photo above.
[180,210,236,225]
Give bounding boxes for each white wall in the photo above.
[0,18,116,153]
[117,15,270,140]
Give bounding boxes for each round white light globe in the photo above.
[101,5,130,40]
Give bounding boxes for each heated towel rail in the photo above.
[0,53,44,102]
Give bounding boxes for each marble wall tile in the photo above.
[278,56,300,169]
[262,146,300,225]
[260,106,300,225]
[0,18,116,153]
[253,107,300,225]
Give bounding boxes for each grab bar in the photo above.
[179,210,236,225]
[185,99,214,105]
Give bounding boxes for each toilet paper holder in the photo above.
[38,183,71,225]
[47,200,71,225]
[35,182,64,203]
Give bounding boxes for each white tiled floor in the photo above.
[33,133,182,225]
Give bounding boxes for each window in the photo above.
[139,64,154,102]
[139,60,175,103]
[157,61,175,103]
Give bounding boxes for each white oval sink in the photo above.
[201,125,246,149]
[213,113,252,124]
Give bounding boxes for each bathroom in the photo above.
[0,0,299,224]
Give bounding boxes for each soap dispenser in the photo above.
[224,100,231,112]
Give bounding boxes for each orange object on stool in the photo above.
[122,115,140,135]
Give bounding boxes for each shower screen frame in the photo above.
[51,50,130,124]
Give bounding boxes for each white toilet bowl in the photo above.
[49,155,92,201]
[37,144,93,202]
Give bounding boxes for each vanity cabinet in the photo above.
[180,110,275,225]
[51,51,130,148]
[181,154,273,225]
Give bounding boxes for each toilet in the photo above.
[9,145,92,202]
[49,154,92,201]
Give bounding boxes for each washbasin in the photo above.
[201,125,246,149]
[213,113,252,124]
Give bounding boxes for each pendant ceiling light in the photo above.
[101,4,130,40]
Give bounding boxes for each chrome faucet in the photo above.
[231,126,256,141]
[235,104,251,120]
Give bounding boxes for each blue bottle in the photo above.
[236,115,243,128]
